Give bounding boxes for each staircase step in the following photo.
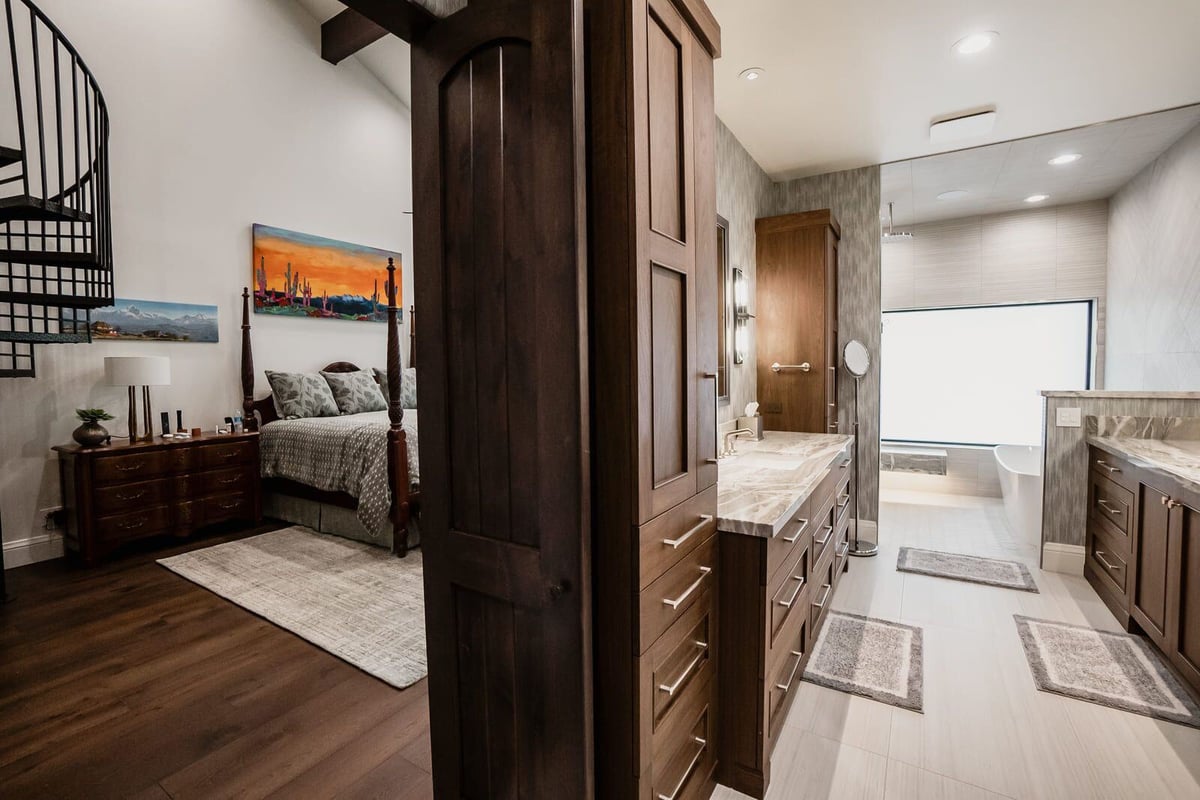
[0,146,20,169]
[0,249,101,268]
[0,195,93,223]
[0,289,112,309]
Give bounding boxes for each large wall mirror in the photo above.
[716,214,731,401]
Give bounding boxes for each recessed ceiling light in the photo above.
[1048,153,1082,166]
[1024,194,1050,203]
[739,67,765,81]
[937,189,969,201]
[953,31,998,56]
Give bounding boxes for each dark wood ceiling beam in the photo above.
[339,0,438,45]
[321,8,388,65]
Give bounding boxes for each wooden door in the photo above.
[1132,483,1172,646]
[411,2,593,797]
[1168,501,1200,689]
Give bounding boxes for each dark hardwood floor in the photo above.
[0,524,433,799]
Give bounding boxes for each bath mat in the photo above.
[159,526,426,689]
[897,547,1039,593]
[1014,615,1200,729]
[802,611,924,712]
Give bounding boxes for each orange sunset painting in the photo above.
[252,223,402,323]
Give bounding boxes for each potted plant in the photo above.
[73,408,114,447]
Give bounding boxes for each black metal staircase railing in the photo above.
[1,0,112,377]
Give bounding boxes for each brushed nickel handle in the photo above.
[812,583,832,612]
[837,492,850,509]
[1097,499,1123,516]
[663,515,713,549]
[770,361,811,373]
[1094,550,1122,573]
[658,641,707,696]
[777,575,806,609]
[662,567,712,609]
[775,649,804,692]
[1096,460,1120,474]
[829,422,839,430]
[657,736,707,800]
[814,524,833,547]
[703,371,718,466]
[836,541,850,559]
[782,518,809,543]
[1166,497,1182,510]
[839,458,851,469]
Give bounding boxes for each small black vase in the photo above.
[72,421,110,447]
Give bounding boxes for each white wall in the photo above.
[0,0,413,565]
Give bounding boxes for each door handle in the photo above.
[770,361,811,373]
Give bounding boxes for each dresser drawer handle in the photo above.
[657,736,707,800]
[1095,550,1122,573]
[836,492,850,509]
[1096,499,1123,516]
[658,641,707,696]
[217,476,240,486]
[777,575,806,609]
[662,566,712,610]
[115,489,147,502]
[218,450,240,459]
[215,500,242,511]
[1096,460,1121,474]
[113,462,144,473]
[814,525,833,547]
[782,518,809,543]
[663,515,713,550]
[812,583,832,612]
[775,649,804,692]
[117,518,147,531]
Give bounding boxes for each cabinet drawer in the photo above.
[809,547,836,642]
[201,440,255,469]
[640,594,714,751]
[766,501,811,589]
[96,505,170,542]
[769,539,810,648]
[1088,524,1128,593]
[1089,471,1133,540]
[648,691,715,800]
[640,535,716,653]
[204,467,254,495]
[767,617,807,743]
[1090,448,1135,492]
[165,446,197,473]
[93,451,168,484]
[204,492,252,524]
[639,486,717,590]
[94,478,170,516]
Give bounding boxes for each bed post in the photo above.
[386,259,412,557]
[241,287,257,432]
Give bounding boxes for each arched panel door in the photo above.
[411,1,593,798]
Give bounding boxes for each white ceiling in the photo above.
[882,104,1200,227]
[294,0,413,108]
[708,0,1200,181]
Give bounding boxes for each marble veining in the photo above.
[717,431,853,537]
[1041,390,1200,399]
[1086,435,1200,494]
[1088,415,1200,441]
[880,445,948,476]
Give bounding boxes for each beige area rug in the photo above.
[803,611,924,712]
[158,526,426,689]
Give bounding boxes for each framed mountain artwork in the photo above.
[83,299,219,342]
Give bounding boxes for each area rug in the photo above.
[897,547,1039,593]
[1014,615,1200,728]
[158,526,426,689]
[802,611,924,712]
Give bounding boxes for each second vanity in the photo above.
[714,431,854,797]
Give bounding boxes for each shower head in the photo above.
[881,202,913,243]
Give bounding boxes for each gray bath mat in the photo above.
[803,611,924,712]
[1014,615,1200,729]
[897,547,1039,593]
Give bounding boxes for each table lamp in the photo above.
[105,356,171,441]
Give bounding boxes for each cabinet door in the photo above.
[1132,483,1172,646]
[1168,502,1200,689]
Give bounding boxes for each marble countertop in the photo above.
[717,432,853,538]
[1042,390,1200,399]
[1086,436,1200,494]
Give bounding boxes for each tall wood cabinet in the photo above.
[755,210,840,434]
[588,0,722,797]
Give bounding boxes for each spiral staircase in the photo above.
[1,0,112,378]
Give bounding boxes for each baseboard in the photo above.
[1041,542,1085,575]
[3,532,64,568]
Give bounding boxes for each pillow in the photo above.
[322,368,388,415]
[264,370,339,419]
[374,367,418,409]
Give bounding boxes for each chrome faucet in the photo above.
[721,428,754,459]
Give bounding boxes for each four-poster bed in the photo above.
[239,258,419,557]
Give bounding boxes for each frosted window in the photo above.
[881,302,1092,446]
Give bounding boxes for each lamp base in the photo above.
[849,543,879,557]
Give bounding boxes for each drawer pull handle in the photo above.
[115,490,147,502]
[114,462,144,472]
[663,515,713,550]
[118,518,147,531]
[657,736,707,800]
[662,566,712,610]
[812,583,832,612]
[782,518,809,543]
[658,640,708,696]
[1094,550,1122,573]
[1096,499,1123,516]
[777,575,806,609]
[813,525,833,547]
[1096,460,1121,474]
[775,649,804,692]
[836,541,850,560]
[836,492,850,509]
[839,458,851,469]
[218,476,240,486]
[216,501,241,511]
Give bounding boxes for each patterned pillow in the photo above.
[322,369,388,415]
[264,370,339,419]
[373,367,418,409]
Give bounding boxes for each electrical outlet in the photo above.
[41,506,64,531]
[1055,407,1082,428]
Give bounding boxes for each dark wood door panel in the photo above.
[651,263,688,486]
[1171,504,1200,688]
[646,7,686,243]
[1133,483,1172,645]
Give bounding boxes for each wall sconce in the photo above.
[733,267,753,364]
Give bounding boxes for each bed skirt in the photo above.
[263,492,421,551]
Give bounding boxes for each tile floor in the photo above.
[713,490,1200,800]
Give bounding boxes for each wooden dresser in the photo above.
[588,0,721,797]
[755,210,841,434]
[54,432,261,565]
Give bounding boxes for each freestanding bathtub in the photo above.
[994,445,1044,547]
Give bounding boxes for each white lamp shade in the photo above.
[105,356,171,387]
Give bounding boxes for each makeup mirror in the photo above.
[844,339,870,378]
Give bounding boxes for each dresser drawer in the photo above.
[640,535,716,653]
[93,451,168,484]
[204,492,253,524]
[769,538,810,649]
[639,486,717,590]
[1090,448,1136,492]
[203,466,254,495]
[809,546,836,642]
[164,445,197,473]
[1089,471,1133,540]
[201,439,256,469]
[647,689,715,800]
[96,505,170,542]
[1088,523,1128,594]
[765,500,811,589]
[766,616,808,743]
[640,593,714,759]
[94,478,170,516]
